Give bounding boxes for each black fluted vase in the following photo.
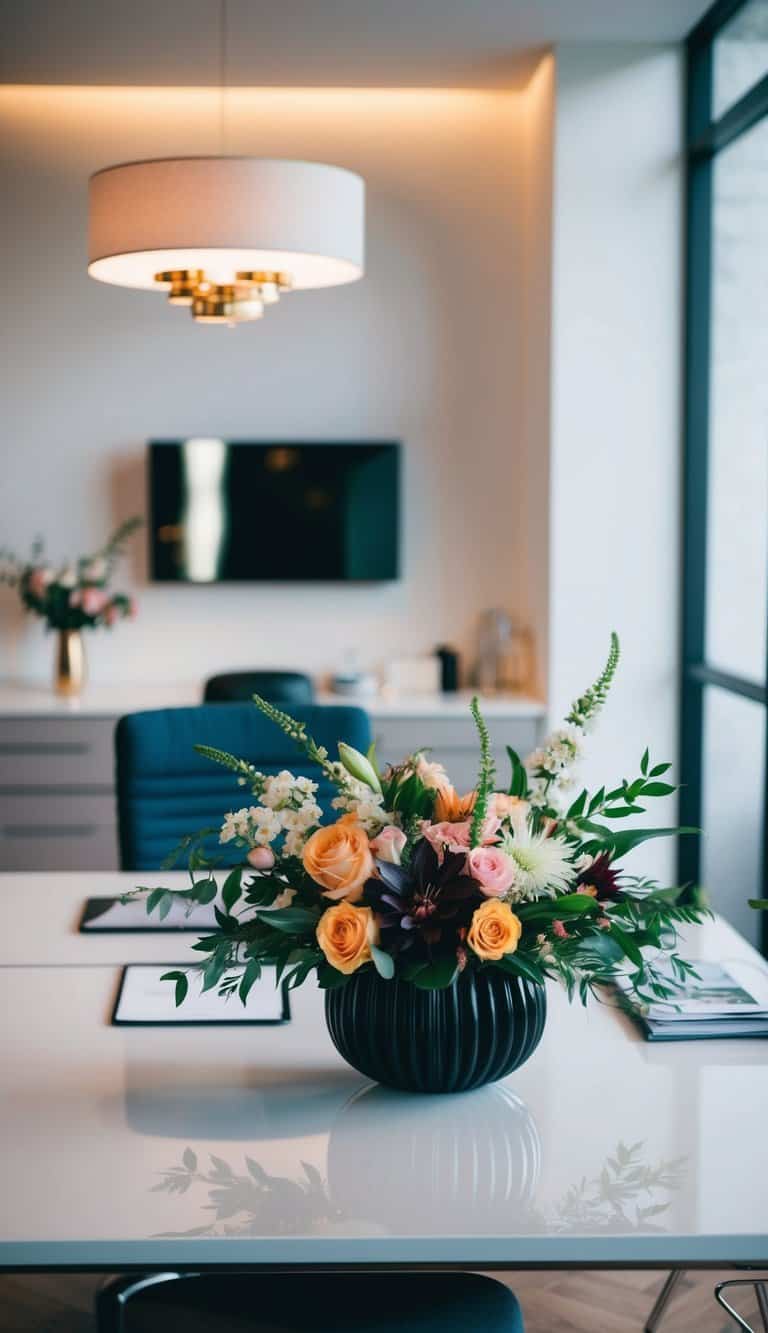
[324,967,546,1094]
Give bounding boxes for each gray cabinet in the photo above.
[0,718,119,870]
[372,715,540,793]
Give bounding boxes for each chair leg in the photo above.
[96,1272,193,1333]
[644,1270,685,1332]
[715,1279,768,1333]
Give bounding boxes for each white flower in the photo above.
[57,565,77,589]
[415,755,450,791]
[502,808,574,902]
[82,556,107,582]
[261,772,294,809]
[220,806,253,844]
[250,807,281,845]
[284,828,309,858]
[295,801,322,830]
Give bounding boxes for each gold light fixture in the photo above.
[86,3,364,328]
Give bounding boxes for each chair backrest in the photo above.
[204,671,314,705]
[115,702,370,871]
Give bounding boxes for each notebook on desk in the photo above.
[79,896,219,933]
[616,959,768,1041]
[112,964,289,1025]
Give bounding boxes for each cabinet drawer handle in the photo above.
[3,824,98,838]
[0,742,90,756]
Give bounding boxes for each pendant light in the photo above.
[86,2,364,326]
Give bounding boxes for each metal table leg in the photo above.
[645,1270,685,1332]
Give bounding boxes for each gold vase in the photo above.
[54,629,86,697]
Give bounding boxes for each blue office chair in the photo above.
[97,1272,525,1332]
[115,702,370,871]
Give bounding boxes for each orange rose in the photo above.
[491,793,530,820]
[302,813,374,902]
[467,899,523,961]
[316,901,379,974]
[433,786,477,823]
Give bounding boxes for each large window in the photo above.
[681,0,768,949]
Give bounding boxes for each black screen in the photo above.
[149,441,400,583]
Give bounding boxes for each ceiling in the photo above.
[1,0,712,89]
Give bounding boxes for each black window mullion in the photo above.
[682,0,768,954]
[679,33,714,892]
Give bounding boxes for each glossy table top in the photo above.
[0,874,766,1270]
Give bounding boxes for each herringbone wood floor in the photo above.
[0,1270,765,1332]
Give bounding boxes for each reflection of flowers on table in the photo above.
[152,1149,343,1238]
[151,1139,685,1239]
[548,1140,686,1234]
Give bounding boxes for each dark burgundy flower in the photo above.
[363,838,482,956]
[576,852,622,901]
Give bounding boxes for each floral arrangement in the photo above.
[0,517,142,630]
[139,634,704,1011]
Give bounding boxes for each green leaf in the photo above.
[202,955,227,993]
[749,898,768,909]
[161,970,188,1006]
[222,867,242,913]
[494,953,546,985]
[506,746,529,799]
[649,762,672,777]
[604,826,699,859]
[640,748,649,776]
[411,956,459,989]
[157,891,173,921]
[264,907,320,934]
[370,944,395,980]
[610,923,644,967]
[587,786,606,815]
[567,788,588,819]
[182,1147,197,1171]
[189,876,217,905]
[639,782,677,797]
[317,962,350,989]
[602,805,646,818]
[401,956,428,982]
[518,894,598,920]
[146,886,168,915]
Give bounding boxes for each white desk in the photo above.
[0,873,766,1272]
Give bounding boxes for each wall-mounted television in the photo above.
[149,440,400,583]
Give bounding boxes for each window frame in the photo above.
[680,0,768,953]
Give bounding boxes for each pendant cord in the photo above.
[218,0,228,154]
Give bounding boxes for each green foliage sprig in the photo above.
[469,695,495,847]
[251,693,354,793]
[566,630,620,728]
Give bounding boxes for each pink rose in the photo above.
[247,846,276,870]
[422,819,472,857]
[103,603,119,627]
[467,845,516,897]
[370,825,407,865]
[81,586,109,617]
[28,568,52,599]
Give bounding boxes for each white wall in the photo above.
[548,46,683,882]
[0,85,545,690]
